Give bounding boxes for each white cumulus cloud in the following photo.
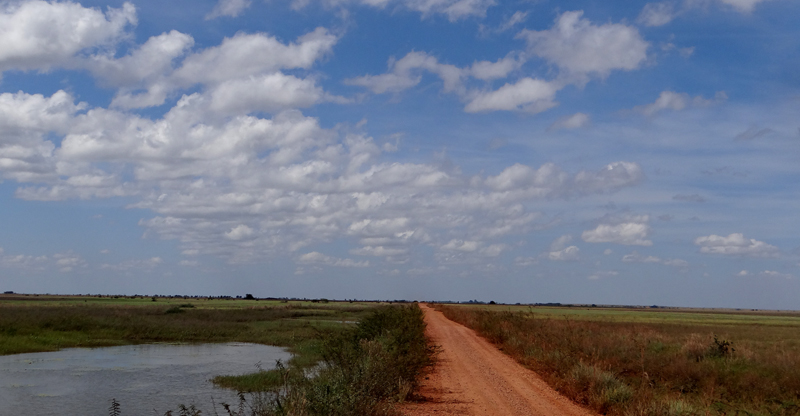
[638,2,677,27]
[518,11,649,77]
[0,1,136,74]
[109,28,338,109]
[345,51,464,95]
[582,216,652,246]
[465,77,559,113]
[225,225,255,240]
[694,233,779,258]
[548,245,580,261]
[207,73,328,114]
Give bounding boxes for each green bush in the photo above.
[252,304,433,416]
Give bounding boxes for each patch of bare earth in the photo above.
[400,304,596,416]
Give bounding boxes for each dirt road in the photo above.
[400,304,595,416]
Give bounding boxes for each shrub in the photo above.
[708,335,734,358]
[164,306,185,314]
[250,304,433,416]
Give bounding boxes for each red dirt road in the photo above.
[400,304,596,416]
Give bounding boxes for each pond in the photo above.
[0,342,291,415]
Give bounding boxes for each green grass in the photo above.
[0,295,381,355]
[0,294,436,403]
[0,294,384,397]
[236,304,434,416]
[437,303,800,416]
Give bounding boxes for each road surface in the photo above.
[400,304,596,416]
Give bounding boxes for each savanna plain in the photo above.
[2,293,800,415]
[435,303,800,416]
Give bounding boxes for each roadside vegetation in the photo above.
[436,304,800,416]
[222,304,434,416]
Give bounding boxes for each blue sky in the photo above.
[0,0,798,308]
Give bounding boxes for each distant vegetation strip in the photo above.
[0,296,376,363]
[436,304,800,416]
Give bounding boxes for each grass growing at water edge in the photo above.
[0,297,376,356]
[107,304,433,416]
[212,304,434,416]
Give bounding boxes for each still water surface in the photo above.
[0,342,291,415]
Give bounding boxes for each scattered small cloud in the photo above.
[673,194,706,203]
[582,215,652,246]
[101,257,163,271]
[481,244,507,257]
[549,235,573,252]
[54,252,87,272]
[488,137,508,150]
[633,91,726,117]
[759,270,793,279]
[701,167,749,178]
[548,113,590,131]
[499,11,528,32]
[297,251,369,268]
[442,239,481,252]
[225,225,255,241]
[465,77,558,113]
[589,270,619,280]
[548,245,580,261]
[622,251,661,263]
[679,47,695,58]
[622,251,688,267]
[515,256,538,266]
[638,2,677,27]
[717,0,774,13]
[694,233,779,258]
[735,126,774,141]
[206,0,251,19]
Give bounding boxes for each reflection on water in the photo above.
[0,343,291,415]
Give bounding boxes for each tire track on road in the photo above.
[401,304,596,416]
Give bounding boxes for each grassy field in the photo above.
[0,294,383,385]
[436,303,800,416]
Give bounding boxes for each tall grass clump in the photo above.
[436,305,800,416]
[242,304,434,416]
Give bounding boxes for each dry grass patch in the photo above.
[436,305,800,416]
